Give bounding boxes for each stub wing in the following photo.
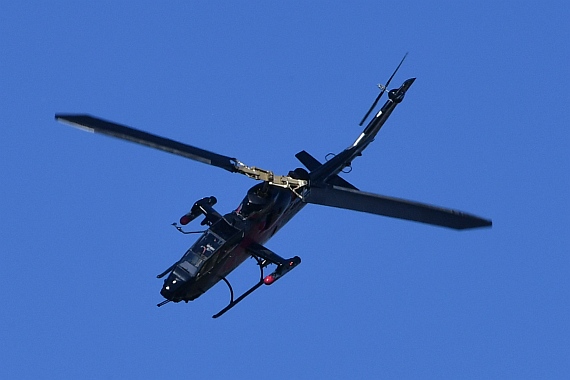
[303,185,492,230]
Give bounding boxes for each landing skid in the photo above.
[212,254,301,318]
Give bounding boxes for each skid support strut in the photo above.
[212,256,266,319]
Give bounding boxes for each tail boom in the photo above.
[309,78,415,185]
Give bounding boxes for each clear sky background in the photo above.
[1,2,568,378]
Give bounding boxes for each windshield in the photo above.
[178,231,225,276]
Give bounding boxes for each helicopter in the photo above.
[55,57,492,318]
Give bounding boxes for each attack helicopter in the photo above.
[55,57,492,318]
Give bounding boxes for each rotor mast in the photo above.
[233,161,307,196]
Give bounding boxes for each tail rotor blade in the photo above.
[359,52,408,126]
[358,90,385,127]
[383,52,408,94]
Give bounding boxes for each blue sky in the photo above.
[2,2,569,378]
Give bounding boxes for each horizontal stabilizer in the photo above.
[295,150,358,190]
[304,185,492,230]
[295,150,321,171]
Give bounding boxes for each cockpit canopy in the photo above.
[177,230,225,276]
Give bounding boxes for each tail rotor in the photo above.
[359,52,408,126]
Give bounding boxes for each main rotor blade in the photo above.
[304,185,492,230]
[55,114,238,173]
[359,52,408,126]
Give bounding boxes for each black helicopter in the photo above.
[55,58,491,318]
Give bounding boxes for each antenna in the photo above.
[359,52,408,126]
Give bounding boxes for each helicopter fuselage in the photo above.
[160,183,306,304]
[158,77,423,309]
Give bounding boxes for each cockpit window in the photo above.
[192,232,224,258]
[179,231,225,277]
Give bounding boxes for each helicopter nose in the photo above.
[160,270,188,300]
[161,277,179,295]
